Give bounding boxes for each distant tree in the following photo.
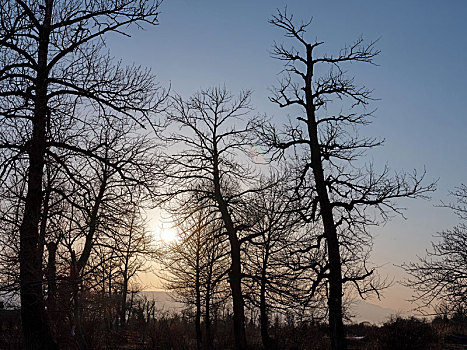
[111,209,156,328]
[402,185,467,316]
[161,208,229,350]
[261,9,435,350]
[243,172,328,350]
[0,1,164,347]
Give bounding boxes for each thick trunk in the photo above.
[71,260,88,350]
[19,2,57,348]
[228,238,247,350]
[212,149,247,349]
[304,44,346,350]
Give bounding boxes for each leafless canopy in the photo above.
[402,185,467,315]
[261,8,435,350]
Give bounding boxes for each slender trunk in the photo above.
[120,275,128,327]
[129,292,134,322]
[260,248,275,350]
[70,175,108,341]
[195,271,202,350]
[108,263,113,330]
[46,242,58,332]
[310,141,345,350]
[76,173,107,273]
[205,273,213,350]
[205,291,212,350]
[195,230,202,350]
[304,44,346,350]
[19,1,57,348]
[120,215,134,327]
[71,259,88,350]
[38,187,51,273]
[73,289,88,350]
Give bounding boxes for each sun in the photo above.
[153,223,179,244]
[159,225,178,243]
[147,209,179,244]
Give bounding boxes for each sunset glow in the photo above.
[153,223,179,244]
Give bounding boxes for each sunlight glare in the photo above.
[155,224,179,244]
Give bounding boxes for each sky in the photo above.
[107,0,467,314]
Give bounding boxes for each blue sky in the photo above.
[109,0,467,312]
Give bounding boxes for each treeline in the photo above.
[0,1,463,350]
[3,297,465,350]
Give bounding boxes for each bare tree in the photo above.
[0,161,27,296]
[162,87,262,349]
[0,1,164,347]
[108,207,156,328]
[242,172,327,349]
[402,185,467,316]
[51,118,160,348]
[161,208,229,350]
[260,9,435,350]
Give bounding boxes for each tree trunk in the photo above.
[120,215,134,328]
[309,112,346,350]
[19,1,57,348]
[120,275,128,327]
[71,260,88,350]
[205,283,213,350]
[213,150,247,349]
[195,267,202,350]
[228,238,248,350]
[260,249,275,350]
[304,44,346,350]
[46,242,58,333]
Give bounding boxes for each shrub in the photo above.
[377,316,438,350]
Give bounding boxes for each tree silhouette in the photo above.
[403,185,467,316]
[0,1,164,347]
[243,172,327,349]
[262,9,435,350]
[162,87,262,350]
[161,208,229,350]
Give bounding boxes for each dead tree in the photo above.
[261,9,435,350]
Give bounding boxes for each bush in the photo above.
[377,316,438,350]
